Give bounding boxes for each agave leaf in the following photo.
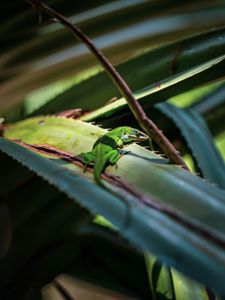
[4,117,225,231]
[2,3,225,114]
[1,0,115,38]
[190,84,225,137]
[1,117,225,295]
[0,137,135,291]
[8,177,63,230]
[0,153,93,297]
[77,81,225,139]
[0,185,91,291]
[3,116,105,155]
[145,254,212,300]
[22,53,225,124]
[145,255,175,300]
[26,27,225,120]
[0,150,33,197]
[168,81,224,109]
[0,151,65,232]
[190,83,225,116]
[67,224,150,298]
[81,54,225,123]
[11,224,150,299]
[156,103,225,189]
[172,270,209,300]
[145,258,208,300]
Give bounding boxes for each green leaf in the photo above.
[156,103,225,189]
[172,270,209,300]
[3,116,106,155]
[3,6,225,118]
[2,2,225,299]
[145,255,175,300]
[0,182,91,292]
[168,81,224,108]
[80,54,225,123]
[24,27,225,120]
[0,150,33,197]
[190,84,225,115]
[1,117,225,295]
[190,84,225,137]
[146,255,212,300]
[68,224,150,298]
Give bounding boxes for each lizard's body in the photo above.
[80,126,148,186]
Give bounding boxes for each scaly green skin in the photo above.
[81,126,148,186]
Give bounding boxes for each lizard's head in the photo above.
[119,127,149,143]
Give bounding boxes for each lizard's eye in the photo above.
[133,129,139,136]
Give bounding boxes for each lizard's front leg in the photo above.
[80,152,95,172]
[105,149,120,165]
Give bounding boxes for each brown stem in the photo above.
[27,0,189,170]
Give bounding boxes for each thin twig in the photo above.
[27,0,189,170]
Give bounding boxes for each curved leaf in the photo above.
[25,27,225,120]
[156,103,225,189]
[0,178,91,293]
[190,84,225,136]
[190,83,225,115]
[15,227,150,300]
[172,270,208,300]
[2,3,225,114]
[80,54,225,122]
[145,255,175,300]
[1,117,225,295]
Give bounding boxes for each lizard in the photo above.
[80,126,149,186]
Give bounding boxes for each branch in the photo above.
[27,0,189,170]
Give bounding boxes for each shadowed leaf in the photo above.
[1,117,225,295]
[0,202,12,259]
[157,103,225,189]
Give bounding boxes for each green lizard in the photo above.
[80,126,148,186]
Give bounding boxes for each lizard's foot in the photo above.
[80,152,94,172]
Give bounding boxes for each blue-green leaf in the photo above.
[156,102,225,189]
[1,137,225,296]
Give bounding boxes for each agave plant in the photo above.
[0,1,225,299]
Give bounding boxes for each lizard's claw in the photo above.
[83,161,93,173]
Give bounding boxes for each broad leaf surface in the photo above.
[157,103,225,189]
[1,117,225,295]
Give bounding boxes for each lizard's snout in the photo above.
[137,132,149,141]
[128,132,149,141]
